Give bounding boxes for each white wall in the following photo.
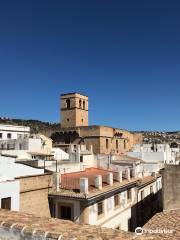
[0,155,44,181]
[128,151,167,162]
[88,188,136,231]
[0,124,30,140]
[81,154,97,168]
[51,148,69,160]
[28,138,42,152]
[0,180,20,211]
[129,144,175,164]
[137,177,162,202]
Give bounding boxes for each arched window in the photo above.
[79,99,82,108]
[106,139,109,149]
[83,101,85,110]
[116,140,118,149]
[66,99,70,109]
[124,140,126,149]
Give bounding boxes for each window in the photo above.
[81,118,83,123]
[124,140,126,149]
[114,194,120,207]
[67,118,69,122]
[140,190,144,201]
[0,133,2,139]
[7,133,11,139]
[80,156,83,163]
[1,197,11,210]
[127,189,132,200]
[97,201,103,216]
[116,140,118,149]
[66,99,70,109]
[106,139,109,149]
[79,99,82,108]
[83,101,85,109]
[150,186,153,194]
[60,206,72,220]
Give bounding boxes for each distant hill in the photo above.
[141,131,180,146]
[0,118,60,137]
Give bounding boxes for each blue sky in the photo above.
[0,0,179,131]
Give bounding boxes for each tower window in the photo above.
[81,119,83,123]
[106,139,109,149]
[79,99,82,108]
[83,101,85,110]
[67,118,69,122]
[124,140,126,149]
[116,140,118,149]
[66,99,70,109]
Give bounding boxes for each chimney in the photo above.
[53,172,61,192]
[107,172,113,186]
[80,178,89,194]
[125,168,131,180]
[115,171,123,183]
[95,175,102,190]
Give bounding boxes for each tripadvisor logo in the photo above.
[135,227,174,235]
[135,227,143,235]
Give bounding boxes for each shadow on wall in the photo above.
[129,189,163,232]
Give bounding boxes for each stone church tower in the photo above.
[60,93,88,128]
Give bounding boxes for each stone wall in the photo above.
[54,125,142,155]
[61,93,88,128]
[162,165,180,211]
[17,173,53,217]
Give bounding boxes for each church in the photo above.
[51,92,142,155]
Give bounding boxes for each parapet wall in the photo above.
[16,173,53,217]
[162,164,180,211]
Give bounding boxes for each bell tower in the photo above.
[60,92,88,128]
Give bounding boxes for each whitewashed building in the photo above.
[48,167,162,231]
[0,154,44,211]
[127,144,177,164]
[0,124,30,140]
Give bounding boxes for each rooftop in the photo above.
[60,167,126,192]
[144,209,180,239]
[113,154,143,163]
[0,209,158,240]
[61,92,88,98]
[49,168,159,199]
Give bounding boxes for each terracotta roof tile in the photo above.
[0,209,159,240]
[144,209,180,239]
